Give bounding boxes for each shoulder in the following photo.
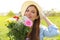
[40,24,58,30]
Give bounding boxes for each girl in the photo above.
[20,1,60,40]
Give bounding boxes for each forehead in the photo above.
[27,6,37,11]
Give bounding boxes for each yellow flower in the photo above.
[6,18,17,23]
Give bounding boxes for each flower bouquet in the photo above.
[6,16,33,40]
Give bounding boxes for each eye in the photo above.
[31,11,35,13]
[26,9,29,12]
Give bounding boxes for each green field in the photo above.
[0,15,60,40]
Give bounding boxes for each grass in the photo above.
[41,16,60,30]
[0,16,14,40]
[0,16,60,40]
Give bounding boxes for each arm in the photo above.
[40,13,60,37]
[43,24,60,37]
[41,13,53,26]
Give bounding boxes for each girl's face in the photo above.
[24,6,38,21]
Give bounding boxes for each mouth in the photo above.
[28,16,32,19]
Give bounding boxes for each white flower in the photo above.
[6,18,17,23]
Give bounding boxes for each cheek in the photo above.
[32,15,37,20]
[24,13,26,16]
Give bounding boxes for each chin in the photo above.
[29,19,33,21]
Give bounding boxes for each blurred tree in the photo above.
[7,11,15,17]
[44,9,60,16]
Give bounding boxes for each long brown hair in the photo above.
[26,5,40,40]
